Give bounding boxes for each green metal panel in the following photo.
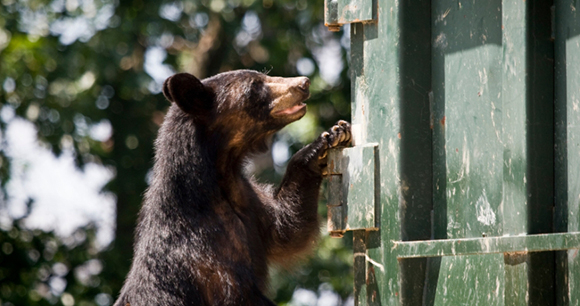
[555,1,580,305]
[431,1,505,304]
[432,0,503,240]
[323,0,580,305]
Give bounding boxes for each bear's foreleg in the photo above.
[267,120,351,259]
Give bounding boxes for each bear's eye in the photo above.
[251,79,263,89]
[249,79,264,96]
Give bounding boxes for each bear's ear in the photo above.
[162,73,213,118]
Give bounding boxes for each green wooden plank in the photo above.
[502,0,528,239]
[433,0,503,240]
[347,0,404,302]
[501,1,529,304]
[555,1,580,305]
[431,1,504,305]
[394,232,580,258]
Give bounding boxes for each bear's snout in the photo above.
[267,76,310,94]
[297,77,310,90]
[296,77,310,94]
[282,76,310,100]
[267,75,310,121]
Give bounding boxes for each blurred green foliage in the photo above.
[0,203,113,306]
[0,0,352,305]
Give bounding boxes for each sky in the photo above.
[1,107,115,247]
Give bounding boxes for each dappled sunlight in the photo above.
[0,0,353,304]
[2,116,115,247]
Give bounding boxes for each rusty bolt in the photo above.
[327,25,341,32]
[329,231,344,238]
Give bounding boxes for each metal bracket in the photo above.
[326,143,379,237]
[324,0,375,32]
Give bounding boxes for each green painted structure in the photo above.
[324,0,580,305]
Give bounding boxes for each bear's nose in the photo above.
[298,77,310,92]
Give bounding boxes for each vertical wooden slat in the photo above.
[431,0,505,304]
[351,0,436,303]
[350,0,405,298]
[502,0,528,239]
[349,0,433,302]
[358,0,404,295]
[501,1,529,302]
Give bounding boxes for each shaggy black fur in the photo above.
[113,70,350,306]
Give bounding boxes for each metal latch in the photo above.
[326,143,379,237]
[324,0,375,31]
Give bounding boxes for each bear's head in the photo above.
[162,70,310,156]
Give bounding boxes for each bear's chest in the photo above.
[213,198,269,280]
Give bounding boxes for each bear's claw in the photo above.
[318,120,351,162]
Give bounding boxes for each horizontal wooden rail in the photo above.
[393,232,580,259]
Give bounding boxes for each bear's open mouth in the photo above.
[272,103,306,117]
[267,75,310,119]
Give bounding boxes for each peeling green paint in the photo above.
[324,0,580,304]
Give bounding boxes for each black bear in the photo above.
[113,70,351,306]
